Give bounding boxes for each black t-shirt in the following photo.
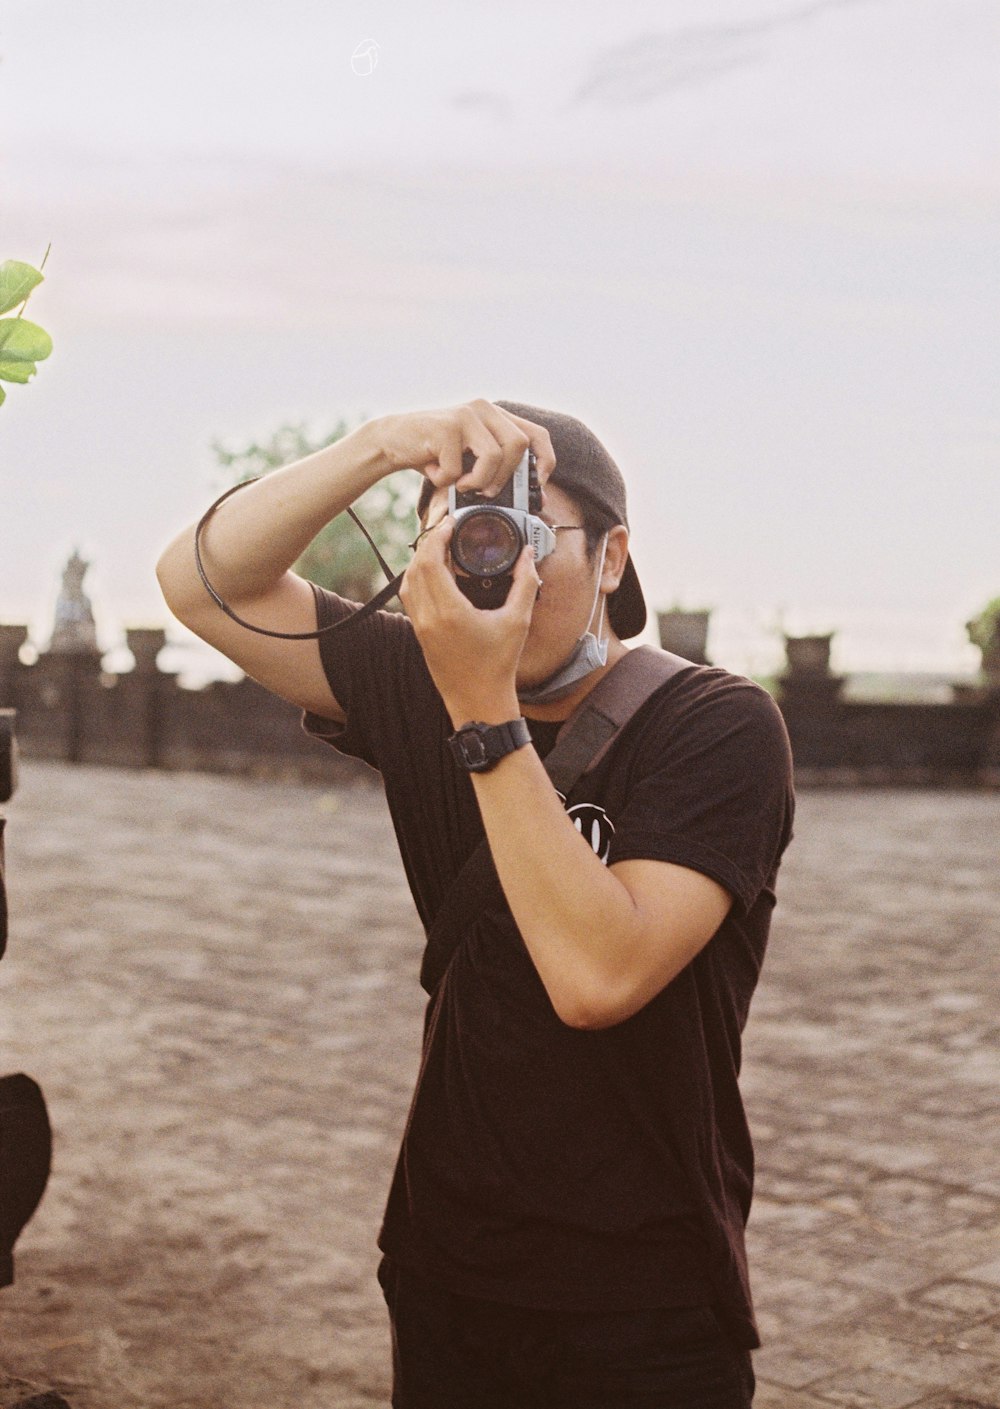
[303,586,794,1349]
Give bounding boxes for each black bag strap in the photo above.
[544,645,693,794]
[418,646,696,994]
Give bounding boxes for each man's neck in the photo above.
[518,638,629,723]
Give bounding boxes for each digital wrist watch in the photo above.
[448,717,532,773]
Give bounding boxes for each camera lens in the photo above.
[452,510,522,577]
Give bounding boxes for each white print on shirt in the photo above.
[565,802,615,865]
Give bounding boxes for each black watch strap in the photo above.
[448,717,532,773]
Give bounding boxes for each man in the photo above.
[157,398,794,1407]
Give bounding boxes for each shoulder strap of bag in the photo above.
[418,646,696,994]
[543,645,693,795]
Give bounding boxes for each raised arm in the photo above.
[156,420,392,720]
[155,400,556,720]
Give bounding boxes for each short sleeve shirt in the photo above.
[303,586,795,1347]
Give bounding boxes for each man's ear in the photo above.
[601,525,630,595]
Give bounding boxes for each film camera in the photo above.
[448,448,556,609]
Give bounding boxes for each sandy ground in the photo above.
[0,763,998,1409]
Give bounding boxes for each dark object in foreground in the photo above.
[9,1394,74,1409]
[1,707,18,957]
[0,1074,52,1288]
[0,709,15,805]
[0,716,54,1287]
[0,814,8,961]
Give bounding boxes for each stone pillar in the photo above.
[777,633,845,709]
[42,650,103,764]
[125,628,172,768]
[127,628,166,674]
[0,625,29,708]
[656,609,711,665]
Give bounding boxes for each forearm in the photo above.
[156,418,392,615]
[408,535,650,1029]
[469,744,644,1029]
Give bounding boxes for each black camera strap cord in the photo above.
[193,477,406,641]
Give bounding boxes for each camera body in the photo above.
[448,450,556,609]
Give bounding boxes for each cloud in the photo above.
[573,34,759,106]
[572,0,881,107]
[450,91,513,121]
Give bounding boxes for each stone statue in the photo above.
[49,549,99,654]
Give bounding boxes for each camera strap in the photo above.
[193,478,406,640]
[418,645,696,995]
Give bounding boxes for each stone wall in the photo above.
[775,683,1000,786]
[2,623,999,786]
[0,625,373,785]
[654,615,1000,787]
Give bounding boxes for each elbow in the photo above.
[155,534,201,626]
[154,551,174,608]
[547,947,690,1031]
[558,1006,621,1033]
[549,973,640,1032]
[556,999,633,1032]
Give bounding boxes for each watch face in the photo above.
[460,729,489,768]
[450,718,528,773]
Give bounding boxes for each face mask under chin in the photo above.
[516,535,610,706]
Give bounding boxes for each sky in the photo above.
[1,0,998,681]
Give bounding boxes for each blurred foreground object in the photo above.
[0,712,54,1290]
[0,1075,52,1288]
[0,258,53,411]
[0,708,17,954]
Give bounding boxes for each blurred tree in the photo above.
[967,595,1000,676]
[0,254,53,410]
[212,420,419,602]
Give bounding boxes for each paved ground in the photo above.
[0,763,997,1409]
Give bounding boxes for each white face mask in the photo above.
[517,534,610,706]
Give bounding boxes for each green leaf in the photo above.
[0,261,44,316]
[0,360,37,383]
[0,318,53,362]
[0,384,5,407]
